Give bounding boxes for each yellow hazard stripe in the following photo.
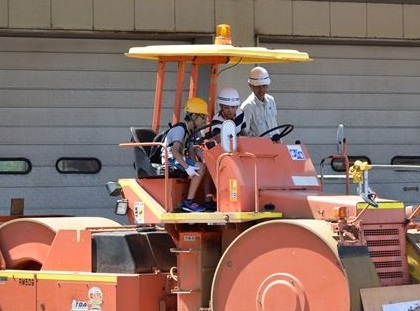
[119,179,282,223]
[356,201,404,209]
[119,179,166,219]
[37,273,117,282]
[0,271,118,282]
[161,211,283,223]
[0,271,35,279]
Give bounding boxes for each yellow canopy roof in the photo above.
[126,44,311,64]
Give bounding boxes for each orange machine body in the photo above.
[0,218,177,310]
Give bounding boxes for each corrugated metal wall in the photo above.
[0,36,189,221]
[0,36,419,219]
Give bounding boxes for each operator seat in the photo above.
[129,127,186,179]
[130,127,158,178]
[130,127,156,157]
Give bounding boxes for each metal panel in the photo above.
[0,36,190,220]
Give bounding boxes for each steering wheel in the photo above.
[187,121,216,145]
[259,124,294,141]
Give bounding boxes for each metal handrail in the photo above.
[119,141,171,211]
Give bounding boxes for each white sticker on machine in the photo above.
[88,287,103,310]
[134,201,145,224]
[229,179,238,201]
[287,145,306,160]
[292,176,319,186]
[70,286,103,311]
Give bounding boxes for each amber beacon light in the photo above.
[214,24,232,45]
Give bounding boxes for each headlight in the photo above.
[115,199,128,215]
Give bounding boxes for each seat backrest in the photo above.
[130,127,157,178]
[130,127,156,157]
[133,147,157,178]
[129,126,188,179]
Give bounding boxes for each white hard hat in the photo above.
[248,66,271,86]
[217,87,240,106]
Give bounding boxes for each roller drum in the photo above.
[211,220,351,311]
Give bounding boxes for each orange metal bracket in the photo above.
[173,62,186,124]
[152,60,165,132]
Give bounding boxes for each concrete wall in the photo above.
[0,0,419,46]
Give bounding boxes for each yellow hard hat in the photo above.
[184,97,208,115]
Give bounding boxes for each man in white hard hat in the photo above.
[240,66,280,139]
[211,87,247,143]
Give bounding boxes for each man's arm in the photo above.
[267,96,280,135]
[241,103,252,134]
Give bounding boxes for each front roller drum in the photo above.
[211,220,350,311]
